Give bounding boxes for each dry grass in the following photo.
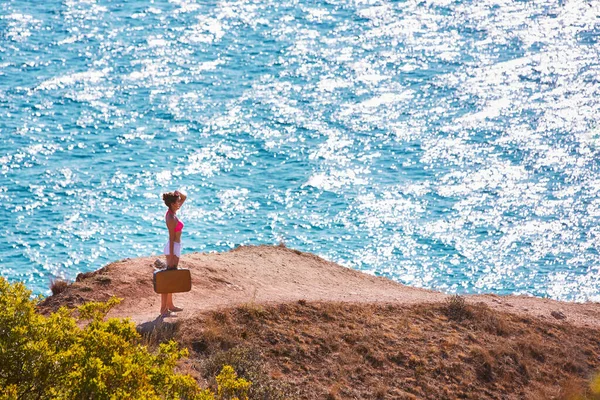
[49,279,69,295]
[174,306,297,399]
[94,275,112,285]
[170,301,600,400]
[39,266,116,314]
[444,294,472,321]
[139,319,181,350]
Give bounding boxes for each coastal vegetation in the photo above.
[0,277,250,400]
[7,242,600,399]
[172,299,600,399]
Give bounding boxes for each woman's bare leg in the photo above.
[166,293,175,309]
[167,254,180,310]
[160,254,181,314]
[160,293,168,315]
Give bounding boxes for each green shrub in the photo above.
[0,277,249,400]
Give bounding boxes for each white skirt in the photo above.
[164,241,182,257]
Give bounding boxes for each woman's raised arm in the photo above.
[175,190,187,206]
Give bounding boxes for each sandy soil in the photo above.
[40,245,600,329]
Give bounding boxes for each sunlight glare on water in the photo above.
[1,0,600,300]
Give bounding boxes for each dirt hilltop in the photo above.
[39,245,600,399]
[40,244,600,328]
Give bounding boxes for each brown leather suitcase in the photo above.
[153,268,192,293]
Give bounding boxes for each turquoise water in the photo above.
[1,0,600,300]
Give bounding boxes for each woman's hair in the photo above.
[162,192,179,208]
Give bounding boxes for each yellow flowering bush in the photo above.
[0,277,250,400]
[216,366,251,400]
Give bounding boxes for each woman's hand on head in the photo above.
[175,190,187,203]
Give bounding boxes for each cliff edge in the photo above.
[40,244,600,328]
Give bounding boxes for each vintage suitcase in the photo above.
[153,268,192,294]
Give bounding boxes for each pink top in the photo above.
[166,210,184,232]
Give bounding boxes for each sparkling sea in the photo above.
[1,0,600,300]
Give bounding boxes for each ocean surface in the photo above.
[1,0,599,300]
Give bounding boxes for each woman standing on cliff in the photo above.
[161,190,187,316]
